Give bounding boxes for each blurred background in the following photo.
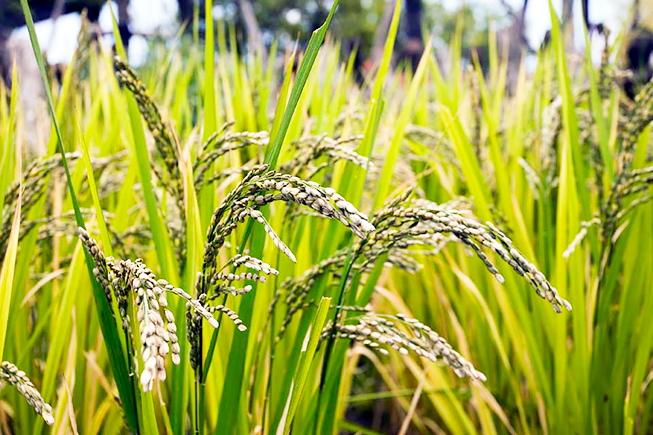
[2,0,650,154]
[0,0,645,73]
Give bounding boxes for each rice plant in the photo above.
[1,0,652,433]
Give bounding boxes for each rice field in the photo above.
[1,0,653,433]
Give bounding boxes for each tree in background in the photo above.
[0,0,532,82]
[216,0,382,62]
[622,0,653,98]
[7,0,638,89]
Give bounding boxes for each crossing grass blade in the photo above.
[276,297,331,435]
[373,40,432,210]
[110,6,179,283]
[345,0,401,206]
[213,4,339,433]
[76,114,112,255]
[265,1,339,169]
[199,0,216,233]
[0,161,20,362]
[548,3,591,431]
[182,144,203,434]
[19,0,140,431]
[0,62,18,210]
[0,65,20,367]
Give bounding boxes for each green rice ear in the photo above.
[1,361,54,425]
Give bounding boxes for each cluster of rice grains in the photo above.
[0,153,81,255]
[197,164,375,282]
[563,77,653,262]
[194,121,270,187]
[114,57,276,277]
[189,165,376,369]
[320,312,487,381]
[603,81,653,237]
[280,134,370,179]
[271,190,571,382]
[79,227,215,392]
[371,197,572,313]
[113,55,184,214]
[0,361,54,425]
[76,161,377,389]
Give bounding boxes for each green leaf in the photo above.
[276,297,331,434]
[0,171,20,361]
[264,1,339,168]
[214,4,339,433]
[19,0,139,431]
[373,40,432,209]
[110,4,180,283]
[0,62,18,210]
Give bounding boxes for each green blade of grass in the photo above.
[0,64,20,369]
[343,0,402,209]
[110,6,180,283]
[270,51,295,142]
[199,0,216,233]
[19,0,139,431]
[373,40,432,210]
[548,1,591,223]
[438,106,492,221]
[180,148,203,435]
[276,297,331,435]
[257,41,279,131]
[190,2,218,433]
[338,420,385,435]
[0,62,18,211]
[76,114,112,256]
[0,166,20,362]
[213,4,339,433]
[472,61,535,259]
[548,2,587,430]
[622,207,653,434]
[33,241,86,435]
[265,1,339,168]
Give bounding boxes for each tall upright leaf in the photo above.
[0,161,20,362]
[214,3,339,432]
[19,0,139,431]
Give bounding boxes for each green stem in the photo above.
[19,0,140,431]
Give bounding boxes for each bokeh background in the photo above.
[2,0,647,158]
[0,0,641,71]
